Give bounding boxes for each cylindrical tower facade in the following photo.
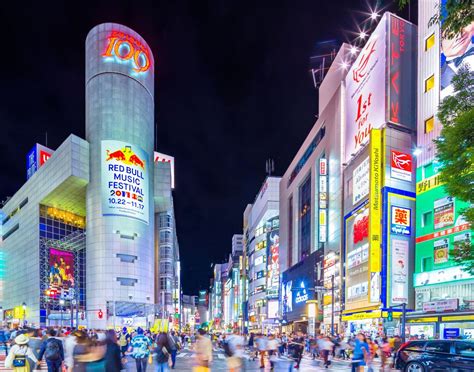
[85,23,155,328]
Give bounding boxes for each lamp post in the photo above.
[22,302,26,327]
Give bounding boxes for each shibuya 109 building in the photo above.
[0,24,181,329]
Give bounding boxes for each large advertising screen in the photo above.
[440,0,474,99]
[266,229,280,299]
[101,140,149,224]
[49,248,74,298]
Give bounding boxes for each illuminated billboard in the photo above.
[266,227,280,299]
[345,13,416,163]
[26,144,53,180]
[101,140,149,224]
[48,248,74,298]
[440,0,474,99]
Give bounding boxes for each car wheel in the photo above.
[405,361,425,372]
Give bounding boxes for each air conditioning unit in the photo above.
[416,291,431,310]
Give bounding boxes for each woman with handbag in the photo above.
[5,334,38,372]
[154,333,172,372]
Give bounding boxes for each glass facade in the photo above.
[299,175,312,260]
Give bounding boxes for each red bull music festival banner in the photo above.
[101,140,149,224]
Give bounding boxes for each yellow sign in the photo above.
[342,310,382,321]
[407,317,439,323]
[13,306,24,319]
[369,129,382,273]
[151,319,169,333]
[416,174,443,195]
[442,315,474,322]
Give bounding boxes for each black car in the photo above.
[395,339,474,371]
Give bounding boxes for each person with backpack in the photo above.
[154,333,172,372]
[38,328,65,372]
[168,331,181,369]
[117,327,130,358]
[5,334,38,372]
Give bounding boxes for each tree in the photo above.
[434,66,474,274]
[398,0,474,39]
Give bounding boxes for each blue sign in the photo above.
[444,328,460,339]
[26,146,37,180]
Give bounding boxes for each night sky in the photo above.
[0,1,414,295]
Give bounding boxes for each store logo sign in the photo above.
[103,31,151,73]
[391,206,411,236]
[295,281,309,304]
[391,150,412,181]
[353,39,377,83]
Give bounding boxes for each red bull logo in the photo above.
[106,145,145,169]
[102,31,151,73]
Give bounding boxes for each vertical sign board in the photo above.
[344,15,387,164]
[369,129,382,302]
[319,158,328,242]
[102,140,149,224]
[387,15,416,128]
[26,144,53,180]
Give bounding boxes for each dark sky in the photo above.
[0,1,414,295]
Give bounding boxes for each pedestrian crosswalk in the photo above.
[176,351,226,359]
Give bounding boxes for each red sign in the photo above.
[391,150,412,181]
[319,158,327,176]
[353,39,377,83]
[103,31,151,73]
[353,213,369,244]
[39,150,52,166]
[416,223,470,243]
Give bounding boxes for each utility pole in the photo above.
[331,274,335,336]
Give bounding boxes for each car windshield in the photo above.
[454,341,474,357]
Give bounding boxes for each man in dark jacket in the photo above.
[38,329,65,372]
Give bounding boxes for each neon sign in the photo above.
[102,31,151,73]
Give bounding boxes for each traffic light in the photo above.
[98,309,103,319]
[387,310,393,321]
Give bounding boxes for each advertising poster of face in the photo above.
[49,248,75,295]
[391,239,408,304]
[434,238,449,264]
[282,280,293,314]
[101,140,149,224]
[440,0,474,99]
[434,196,455,230]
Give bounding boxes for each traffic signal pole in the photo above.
[388,302,407,342]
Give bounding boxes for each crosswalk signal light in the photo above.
[387,311,393,321]
[98,309,103,319]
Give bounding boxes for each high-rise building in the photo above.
[243,177,280,332]
[0,23,180,329]
[407,0,473,338]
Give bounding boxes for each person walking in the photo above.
[351,333,369,372]
[194,328,213,371]
[5,334,38,372]
[0,326,9,355]
[130,327,152,372]
[168,331,181,369]
[226,330,244,372]
[289,332,304,369]
[255,333,268,369]
[38,329,65,372]
[104,329,123,372]
[321,336,334,368]
[117,327,130,358]
[154,333,173,372]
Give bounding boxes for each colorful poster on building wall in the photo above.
[345,16,387,163]
[353,157,370,205]
[391,150,413,181]
[101,140,149,224]
[391,206,411,236]
[434,196,455,230]
[49,248,75,298]
[434,238,449,264]
[266,229,280,298]
[391,239,408,304]
[440,0,474,99]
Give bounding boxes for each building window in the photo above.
[116,277,138,286]
[425,75,435,92]
[299,174,312,260]
[159,213,172,228]
[425,33,435,51]
[288,196,293,267]
[422,211,432,228]
[2,223,19,240]
[424,116,434,133]
[422,257,432,272]
[116,253,137,263]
